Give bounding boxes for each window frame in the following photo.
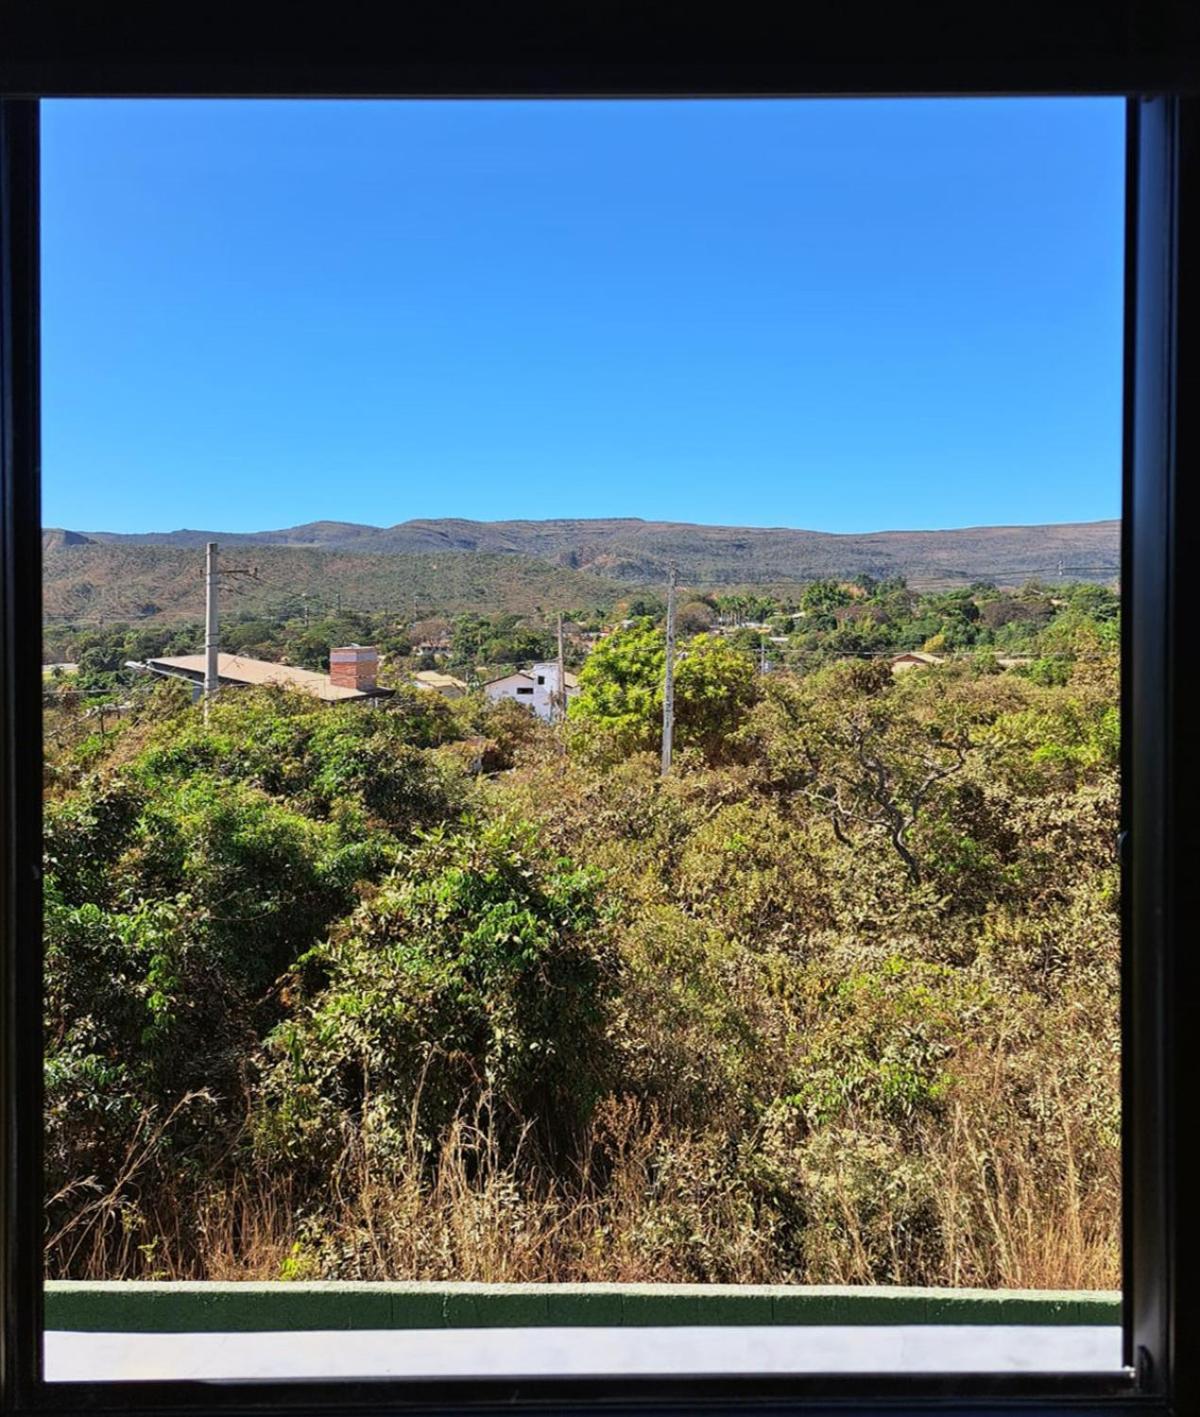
[2,8,1196,1413]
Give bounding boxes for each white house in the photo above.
[483,662,579,722]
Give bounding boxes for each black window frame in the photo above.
[2,6,1197,1414]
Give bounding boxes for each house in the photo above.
[136,644,391,704]
[409,618,453,655]
[411,670,469,699]
[483,661,579,721]
[890,651,945,674]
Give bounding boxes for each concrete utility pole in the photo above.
[204,542,220,721]
[661,562,678,777]
[202,544,259,723]
[556,611,566,723]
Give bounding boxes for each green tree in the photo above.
[674,634,759,759]
[802,580,852,614]
[569,622,757,762]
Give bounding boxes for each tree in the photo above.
[802,580,852,614]
[978,595,1051,632]
[676,599,716,636]
[449,613,554,672]
[567,620,664,757]
[569,622,758,762]
[673,634,759,759]
[714,593,746,626]
[746,662,972,885]
[622,595,665,621]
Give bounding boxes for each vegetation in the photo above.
[43,544,626,627]
[43,576,1118,694]
[43,584,1119,1289]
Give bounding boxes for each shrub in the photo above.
[257,816,614,1174]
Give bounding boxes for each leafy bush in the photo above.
[257,816,613,1173]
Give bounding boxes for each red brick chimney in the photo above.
[329,645,379,692]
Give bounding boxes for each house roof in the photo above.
[483,669,580,690]
[892,651,944,665]
[145,653,372,702]
[483,671,534,689]
[412,670,469,691]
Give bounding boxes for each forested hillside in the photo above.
[43,544,625,626]
[43,587,1119,1288]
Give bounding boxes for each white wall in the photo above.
[484,663,577,722]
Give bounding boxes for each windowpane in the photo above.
[39,96,1125,1382]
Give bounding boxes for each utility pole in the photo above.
[556,611,566,723]
[204,542,220,721]
[202,543,258,723]
[661,562,677,777]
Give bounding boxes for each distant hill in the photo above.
[42,529,95,551]
[70,516,1120,587]
[42,517,1121,624]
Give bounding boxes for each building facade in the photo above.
[483,661,579,721]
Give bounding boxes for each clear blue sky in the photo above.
[41,98,1124,535]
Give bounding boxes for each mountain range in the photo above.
[41,517,1121,625]
[46,516,1120,587]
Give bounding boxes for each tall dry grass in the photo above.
[48,1083,1119,1288]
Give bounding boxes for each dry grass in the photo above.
[924,1094,1119,1291]
[50,1084,1119,1289]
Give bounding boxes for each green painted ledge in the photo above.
[44,1282,1121,1333]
